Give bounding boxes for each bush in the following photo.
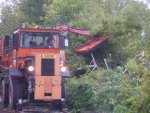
[67,62,150,113]
[67,69,131,112]
[114,71,150,113]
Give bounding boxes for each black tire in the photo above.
[9,78,23,109]
[61,79,66,99]
[28,92,34,101]
[52,100,62,111]
[0,80,9,107]
[52,80,66,111]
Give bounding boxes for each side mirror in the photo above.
[4,35,10,56]
[13,33,19,49]
[64,38,69,47]
[4,35,10,47]
[60,36,68,50]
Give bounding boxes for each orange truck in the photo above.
[0,26,108,111]
[0,27,70,111]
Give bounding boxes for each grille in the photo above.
[41,59,55,76]
[44,93,52,96]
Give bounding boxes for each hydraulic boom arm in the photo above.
[55,25,90,36]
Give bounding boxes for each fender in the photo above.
[9,68,23,77]
[2,76,9,85]
[61,70,71,78]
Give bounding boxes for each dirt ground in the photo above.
[0,102,68,113]
[0,103,17,113]
[0,85,68,113]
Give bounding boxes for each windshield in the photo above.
[20,32,60,48]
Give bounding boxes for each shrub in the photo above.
[67,69,131,112]
[67,64,150,113]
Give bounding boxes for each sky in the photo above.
[0,0,149,6]
[0,0,149,4]
[0,0,5,4]
[0,0,149,9]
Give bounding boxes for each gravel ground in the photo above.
[0,86,69,113]
[0,102,69,113]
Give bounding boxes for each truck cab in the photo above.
[0,27,69,110]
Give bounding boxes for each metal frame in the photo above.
[87,53,97,72]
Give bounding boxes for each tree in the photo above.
[0,4,21,36]
[43,0,150,66]
[43,0,84,26]
[19,0,47,25]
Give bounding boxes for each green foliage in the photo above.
[67,64,150,113]
[114,72,150,113]
[126,59,139,73]
[67,82,93,112]
[0,4,21,35]
[66,34,88,70]
[43,0,83,26]
[19,0,46,25]
[67,69,129,112]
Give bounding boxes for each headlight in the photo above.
[61,67,67,72]
[28,66,34,72]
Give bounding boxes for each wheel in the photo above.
[52,80,66,111]
[61,79,66,99]
[0,80,9,107]
[9,78,23,109]
[28,92,34,101]
[17,103,22,111]
[52,100,62,111]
